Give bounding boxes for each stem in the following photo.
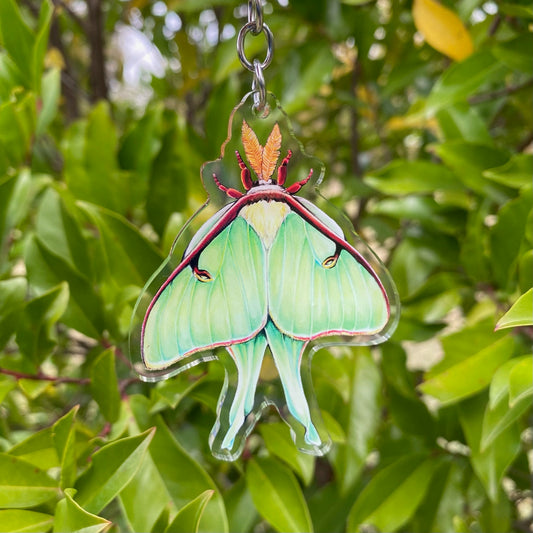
[468,78,533,105]
[0,367,90,385]
[87,0,108,101]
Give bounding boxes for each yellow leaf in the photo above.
[241,120,263,178]
[261,123,281,180]
[413,0,473,61]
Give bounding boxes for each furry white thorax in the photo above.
[240,200,290,249]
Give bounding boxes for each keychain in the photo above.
[130,0,399,461]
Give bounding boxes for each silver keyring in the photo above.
[237,21,274,72]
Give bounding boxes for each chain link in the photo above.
[237,0,273,113]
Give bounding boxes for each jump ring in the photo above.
[237,21,273,72]
[248,0,263,34]
[252,59,267,112]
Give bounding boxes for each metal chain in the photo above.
[237,0,273,113]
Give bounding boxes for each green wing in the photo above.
[268,211,388,339]
[143,216,267,369]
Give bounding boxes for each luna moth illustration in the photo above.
[140,119,393,455]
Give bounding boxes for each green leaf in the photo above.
[8,426,58,470]
[0,510,53,533]
[146,117,190,236]
[0,277,27,349]
[24,235,106,338]
[483,154,533,189]
[224,479,257,533]
[18,379,51,400]
[53,489,110,533]
[0,0,34,85]
[490,191,532,289]
[0,94,36,167]
[246,457,313,533]
[75,428,155,514]
[78,202,163,289]
[481,390,531,452]
[459,395,521,501]
[419,335,515,405]
[165,490,214,533]
[35,187,92,277]
[508,357,533,407]
[493,33,533,74]
[347,454,440,533]
[0,170,34,265]
[431,141,509,196]
[495,289,533,330]
[52,406,79,489]
[333,348,382,492]
[16,282,69,365]
[436,104,492,144]
[365,160,461,195]
[62,102,126,214]
[259,423,315,485]
[488,357,529,409]
[36,68,60,135]
[121,395,229,533]
[90,349,120,423]
[0,375,16,404]
[425,50,507,115]
[0,453,59,508]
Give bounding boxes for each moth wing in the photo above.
[268,207,389,339]
[143,215,267,369]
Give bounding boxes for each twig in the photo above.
[87,0,108,101]
[52,0,88,34]
[469,78,533,105]
[0,367,90,385]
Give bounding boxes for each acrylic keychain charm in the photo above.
[130,1,399,461]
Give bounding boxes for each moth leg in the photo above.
[219,334,267,450]
[212,173,243,199]
[264,321,321,446]
[285,168,313,194]
[277,149,292,186]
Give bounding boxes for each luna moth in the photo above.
[141,120,391,453]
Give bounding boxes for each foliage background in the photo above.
[0,0,532,532]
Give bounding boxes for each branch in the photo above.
[0,367,90,385]
[468,78,533,104]
[52,0,88,34]
[87,0,108,101]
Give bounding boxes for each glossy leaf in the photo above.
[90,349,121,423]
[419,335,515,405]
[459,395,521,501]
[125,395,229,533]
[0,277,27,349]
[0,453,59,508]
[246,457,313,533]
[75,428,155,514]
[52,406,79,489]
[16,282,69,365]
[165,490,214,533]
[0,510,53,533]
[53,489,110,533]
[495,289,533,330]
[333,348,382,492]
[347,454,439,533]
[508,357,533,407]
[260,423,315,485]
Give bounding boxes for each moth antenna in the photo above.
[213,173,244,199]
[277,149,292,186]
[286,168,313,195]
[235,150,254,190]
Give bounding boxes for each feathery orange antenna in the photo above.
[241,120,282,180]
